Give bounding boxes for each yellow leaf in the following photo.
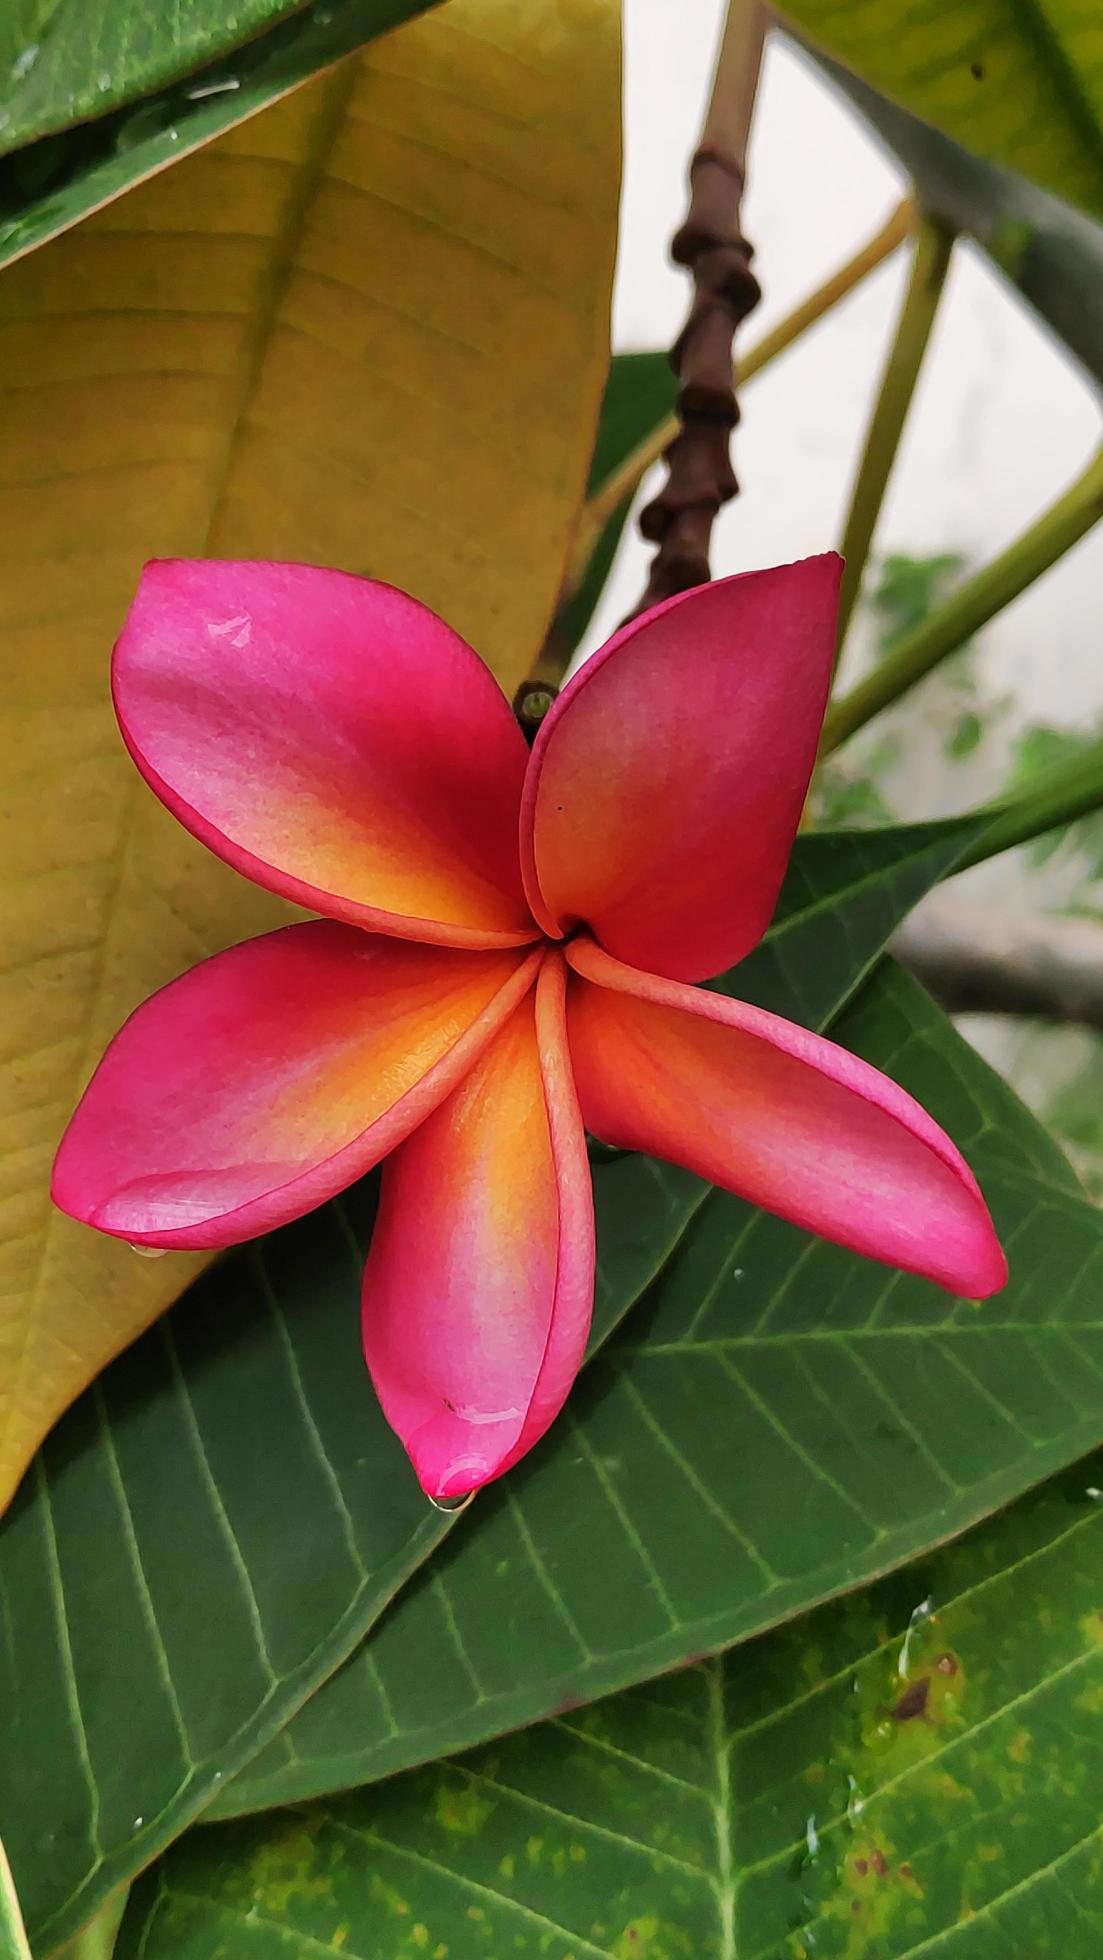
[0,0,619,1510]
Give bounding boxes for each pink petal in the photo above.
[114,560,536,947]
[53,926,540,1249]
[567,939,1007,1298]
[520,556,842,981]
[362,953,594,1499]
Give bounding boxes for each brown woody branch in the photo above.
[895,894,1103,1032]
[630,1,767,618]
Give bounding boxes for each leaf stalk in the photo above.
[823,443,1103,754]
[834,214,955,656]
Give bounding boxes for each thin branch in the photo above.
[628,0,767,618]
[896,895,1103,1031]
[567,195,916,594]
[834,215,954,656]
[822,442,1103,754]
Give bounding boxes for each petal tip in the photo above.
[957,1233,1009,1302]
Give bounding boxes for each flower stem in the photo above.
[822,442,1103,755]
[956,732,1103,872]
[834,215,954,655]
[571,194,916,587]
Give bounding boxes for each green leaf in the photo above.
[115,1451,1103,1960]
[783,0,1103,220]
[215,957,1103,1820]
[0,0,437,268]
[552,351,676,660]
[51,1894,130,1960]
[0,822,972,1954]
[805,39,1103,390]
[0,1839,30,1960]
[0,0,307,154]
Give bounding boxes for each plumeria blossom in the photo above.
[53,555,1007,1500]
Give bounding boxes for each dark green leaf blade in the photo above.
[217,958,1103,1819]
[117,1451,1103,1960]
[0,823,972,1950]
[0,0,436,269]
[0,1,307,154]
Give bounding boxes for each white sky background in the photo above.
[585,3,1102,744]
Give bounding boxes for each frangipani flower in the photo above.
[53,556,1007,1500]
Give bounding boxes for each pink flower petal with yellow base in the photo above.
[114,560,538,948]
[520,557,842,982]
[361,955,594,1500]
[566,938,1007,1299]
[53,925,541,1250]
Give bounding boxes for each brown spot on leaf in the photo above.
[937,1653,958,1675]
[891,1678,930,1722]
[871,1850,889,1878]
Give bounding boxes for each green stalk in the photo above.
[834,216,954,654]
[823,443,1103,755]
[957,734,1103,872]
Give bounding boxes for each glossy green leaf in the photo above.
[216,957,1103,1819]
[784,1,1103,220]
[807,39,1103,391]
[0,822,971,1954]
[0,0,437,268]
[553,350,676,659]
[0,0,308,154]
[117,1452,1103,1960]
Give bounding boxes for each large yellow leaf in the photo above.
[0,0,619,1511]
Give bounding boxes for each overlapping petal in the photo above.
[520,556,842,982]
[567,939,1007,1298]
[53,925,540,1250]
[361,954,594,1499]
[114,560,537,947]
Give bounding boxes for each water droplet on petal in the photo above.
[427,1489,477,1515]
[128,1242,169,1259]
[207,612,252,647]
